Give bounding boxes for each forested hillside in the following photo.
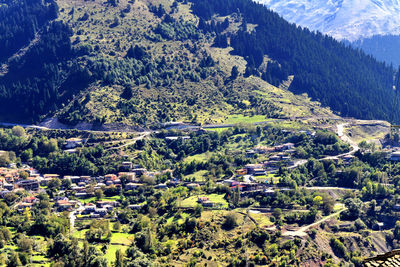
[0,0,398,126]
[191,0,398,121]
[0,0,90,122]
[352,35,400,67]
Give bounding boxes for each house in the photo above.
[390,151,400,161]
[95,208,107,216]
[201,201,214,208]
[131,168,147,176]
[246,150,256,158]
[23,196,37,203]
[128,204,143,210]
[274,143,295,152]
[222,179,237,187]
[65,138,83,149]
[44,174,60,180]
[75,192,88,198]
[155,183,167,189]
[3,183,13,191]
[197,197,209,203]
[125,183,144,190]
[372,222,385,230]
[55,200,76,211]
[17,179,39,191]
[83,203,96,214]
[67,176,81,184]
[253,168,266,176]
[165,136,191,141]
[16,202,35,211]
[118,172,136,181]
[186,183,200,189]
[343,155,355,163]
[236,169,247,175]
[264,188,275,196]
[96,200,118,208]
[254,146,275,154]
[245,164,263,174]
[121,162,133,170]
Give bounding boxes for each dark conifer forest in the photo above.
[191,0,398,121]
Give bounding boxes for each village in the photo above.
[0,130,361,225]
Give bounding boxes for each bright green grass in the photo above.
[224,114,268,124]
[184,152,212,163]
[185,170,208,182]
[105,244,128,264]
[72,229,88,239]
[166,212,191,224]
[179,194,228,208]
[79,195,121,204]
[206,127,231,133]
[110,232,133,245]
[32,254,48,263]
[249,213,274,228]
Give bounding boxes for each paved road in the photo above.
[69,201,84,233]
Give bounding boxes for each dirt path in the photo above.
[282,208,347,237]
[105,132,150,151]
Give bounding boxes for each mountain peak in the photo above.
[256,0,400,41]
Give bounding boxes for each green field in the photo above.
[184,152,212,163]
[78,195,121,204]
[185,170,208,182]
[205,127,232,133]
[179,194,228,208]
[224,114,269,124]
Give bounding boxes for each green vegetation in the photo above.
[179,194,228,208]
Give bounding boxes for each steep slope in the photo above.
[46,0,334,127]
[256,0,400,42]
[0,0,398,128]
[192,0,398,121]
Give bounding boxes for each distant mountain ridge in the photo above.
[255,0,400,41]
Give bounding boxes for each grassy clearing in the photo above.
[249,212,274,228]
[224,114,268,124]
[185,170,208,182]
[184,152,212,163]
[105,244,129,264]
[254,173,280,184]
[79,195,121,204]
[179,194,228,208]
[205,127,231,133]
[166,212,191,224]
[110,232,134,245]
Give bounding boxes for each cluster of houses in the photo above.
[245,143,297,172]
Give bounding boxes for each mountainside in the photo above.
[0,0,398,127]
[256,0,400,42]
[351,35,400,67]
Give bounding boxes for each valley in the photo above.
[0,0,400,266]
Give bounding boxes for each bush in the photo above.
[222,212,237,230]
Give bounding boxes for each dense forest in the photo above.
[191,0,399,122]
[0,0,58,62]
[0,0,91,122]
[351,35,400,67]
